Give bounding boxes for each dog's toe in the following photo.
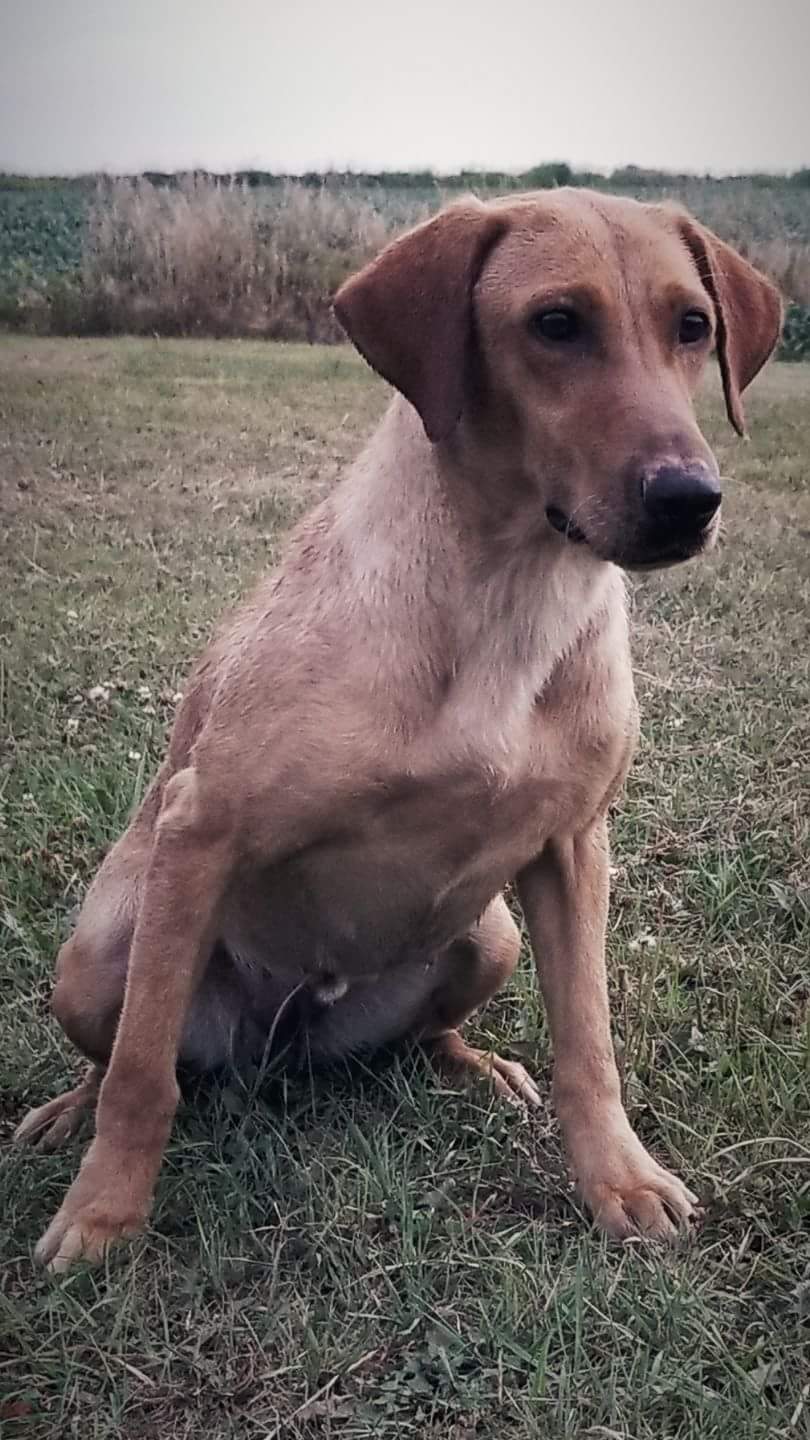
[488,1055,543,1109]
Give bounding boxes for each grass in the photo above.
[1,337,809,1438]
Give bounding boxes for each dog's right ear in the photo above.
[672,211,783,436]
[333,201,507,444]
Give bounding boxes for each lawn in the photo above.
[1,337,808,1439]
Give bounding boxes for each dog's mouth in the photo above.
[546,506,588,545]
[624,545,702,571]
[623,533,715,570]
[546,503,720,569]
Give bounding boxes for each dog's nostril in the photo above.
[641,465,722,528]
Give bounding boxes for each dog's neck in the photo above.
[336,397,624,738]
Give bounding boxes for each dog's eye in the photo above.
[678,309,711,345]
[531,308,581,343]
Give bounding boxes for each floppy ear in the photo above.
[333,201,507,443]
[676,214,783,436]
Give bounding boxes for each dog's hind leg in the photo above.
[34,766,238,1271]
[16,772,248,1163]
[418,895,542,1108]
[14,901,133,1150]
[15,781,158,1147]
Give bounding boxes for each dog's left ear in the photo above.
[675,212,783,436]
[333,201,507,443]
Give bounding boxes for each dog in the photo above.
[16,189,782,1271]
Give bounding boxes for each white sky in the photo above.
[1,0,809,176]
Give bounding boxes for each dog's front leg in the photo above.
[35,768,233,1271]
[517,819,700,1241]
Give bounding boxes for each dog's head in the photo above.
[334,190,782,570]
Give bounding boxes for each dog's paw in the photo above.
[15,1069,101,1153]
[480,1052,543,1109]
[15,1095,91,1151]
[429,1031,542,1110]
[33,1143,152,1273]
[573,1130,701,1242]
[585,1169,701,1242]
[35,1207,144,1273]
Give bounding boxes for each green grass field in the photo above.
[1,338,809,1438]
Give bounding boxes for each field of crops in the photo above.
[1,170,809,350]
[0,183,87,282]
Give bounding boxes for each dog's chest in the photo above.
[428,558,620,780]
[224,564,631,978]
[372,632,627,896]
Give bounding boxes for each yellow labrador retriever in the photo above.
[16,190,781,1270]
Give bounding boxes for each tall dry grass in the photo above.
[78,176,414,339]
[76,175,810,335]
[724,237,810,309]
[678,186,810,306]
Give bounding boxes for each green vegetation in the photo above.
[0,185,86,276]
[0,184,87,331]
[1,338,808,1437]
[781,301,810,361]
[1,167,809,352]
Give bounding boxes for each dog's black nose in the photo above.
[641,464,722,530]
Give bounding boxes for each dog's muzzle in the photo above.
[548,460,722,568]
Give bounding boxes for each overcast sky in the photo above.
[2,0,809,176]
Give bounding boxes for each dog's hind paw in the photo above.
[427,1030,543,1109]
[15,1068,101,1151]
